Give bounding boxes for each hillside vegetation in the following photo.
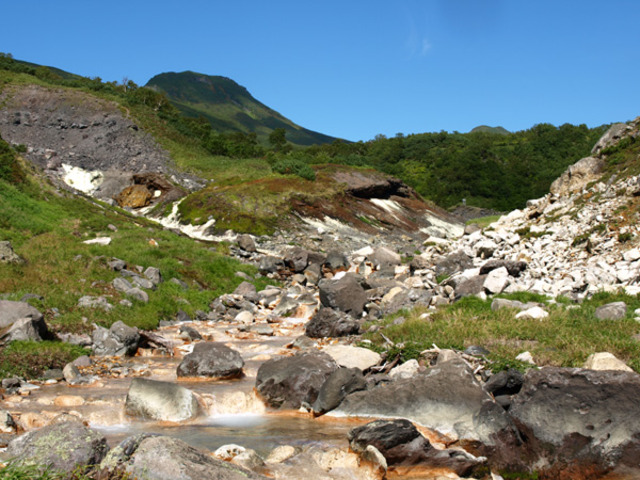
[147,71,337,146]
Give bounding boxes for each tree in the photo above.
[268,128,289,152]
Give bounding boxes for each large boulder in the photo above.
[591,122,630,155]
[0,300,44,328]
[177,342,244,379]
[333,358,517,449]
[434,251,473,277]
[125,378,200,422]
[550,156,605,196]
[312,367,366,415]
[368,246,401,270]
[348,419,485,475]
[318,274,367,317]
[114,184,152,208]
[7,421,108,474]
[305,307,361,338]
[92,320,140,356]
[0,301,50,345]
[509,367,640,477]
[255,351,339,409]
[100,434,267,480]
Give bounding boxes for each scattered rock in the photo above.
[0,241,23,264]
[348,419,485,475]
[509,367,640,477]
[7,422,108,474]
[100,434,267,480]
[595,301,627,320]
[125,378,200,422]
[321,344,382,371]
[583,352,633,372]
[255,351,338,409]
[318,274,367,316]
[92,321,140,356]
[305,307,361,338]
[177,342,244,379]
[237,234,257,253]
[312,367,366,415]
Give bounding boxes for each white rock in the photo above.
[483,267,510,294]
[83,237,111,246]
[624,248,640,262]
[353,246,374,257]
[583,352,633,372]
[515,306,549,320]
[321,345,381,371]
[235,311,254,324]
[516,351,535,364]
[388,359,420,380]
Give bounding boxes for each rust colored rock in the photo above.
[115,184,152,208]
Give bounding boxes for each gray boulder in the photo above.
[323,250,349,271]
[125,378,200,422]
[333,358,517,448]
[434,251,473,277]
[237,234,257,253]
[7,422,108,474]
[284,247,309,273]
[177,342,244,379]
[318,274,367,317]
[550,156,605,196]
[592,122,629,155]
[100,434,267,480]
[305,307,361,338]
[595,301,627,320]
[369,246,402,269]
[0,316,50,345]
[258,255,284,274]
[112,277,133,293]
[454,275,488,299]
[509,367,640,477]
[127,287,149,303]
[144,266,162,285]
[348,419,485,475]
[0,300,43,328]
[233,281,258,303]
[312,367,366,415]
[92,321,140,356]
[480,259,527,277]
[255,351,339,409]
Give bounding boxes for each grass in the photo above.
[363,292,640,372]
[465,215,501,229]
[177,164,350,235]
[0,142,274,379]
[0,463,131,480]
[0,341,89,379]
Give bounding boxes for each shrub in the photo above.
[271,158,316,181]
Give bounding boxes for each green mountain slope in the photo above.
[469,125,510,135]
[146,71,337,146]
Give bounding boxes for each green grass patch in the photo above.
[465,215,501,228]
[363,292,640,372]
[0,341,89,379]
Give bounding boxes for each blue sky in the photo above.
[2,1,639,141]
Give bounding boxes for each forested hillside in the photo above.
[299,123,609,211]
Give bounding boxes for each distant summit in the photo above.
[469,125,510,135]
[146,71,337,146]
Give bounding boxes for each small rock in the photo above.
[389,359,420,380]
[516,351,535,364]
[595,302,627,320]
[583,352,634,372]
[83,237,111,246]
[127,288,149,303]
[515,306,549,320]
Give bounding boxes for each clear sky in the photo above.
[2,0,639,141]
